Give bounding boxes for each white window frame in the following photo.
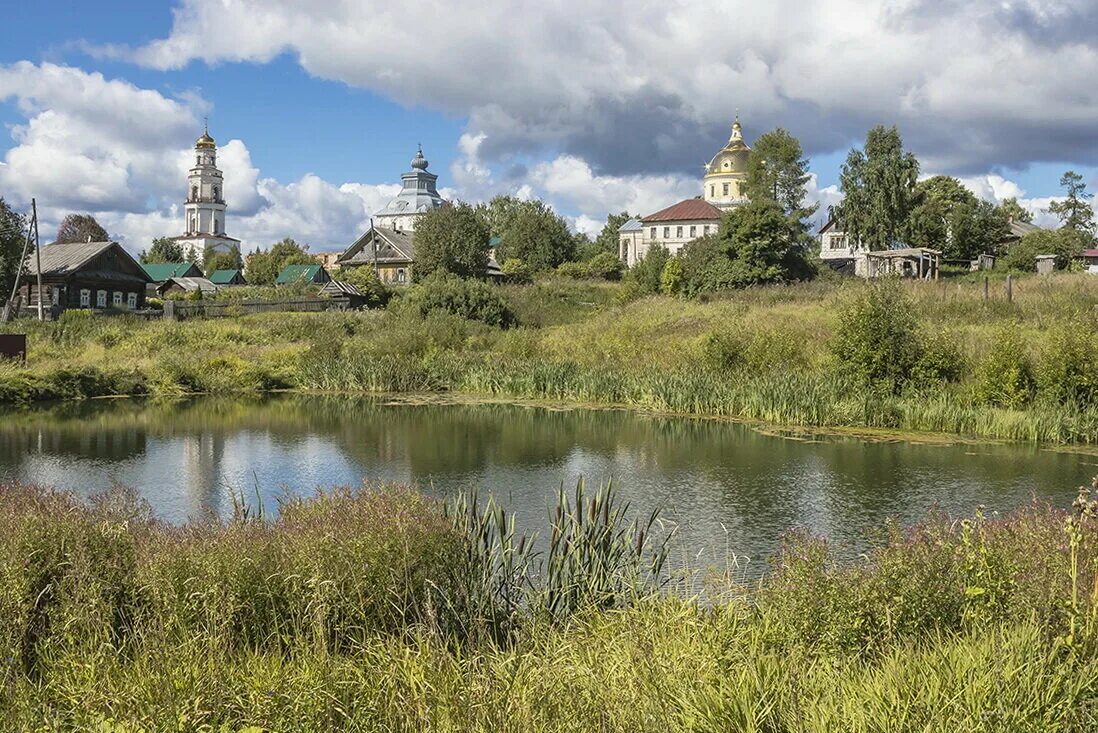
[676,226,683,238]
[127,292,137,310]
[112,292,123,307]
[650,227,656,239]
[96,290,107,308]
[663,227,670,239]
[397,268,406,284]
[80,289,90,307]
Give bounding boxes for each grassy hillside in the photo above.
[2,274,1097,443]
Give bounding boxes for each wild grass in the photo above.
[2,274,1097,443]
[1,477,1096,730]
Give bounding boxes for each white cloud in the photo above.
[124,0,1098,174]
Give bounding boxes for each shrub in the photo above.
[1036,321,1098,405]
[337,266,392,308]
[912,328,966,384]
[660,257,683,295]
[501,258,533,285]
[1001,229,1091,272]
[832,280,922,392]
[625,245,670,294]
[583,252,625,281]
[395,271,513,327]
[974,327,1036,408]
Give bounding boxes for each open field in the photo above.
[1,478,1096,731]
[2,274,1097,443]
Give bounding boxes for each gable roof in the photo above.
[276,263,326,284]
[157,276,218,294]
[322,279,365,297]
[28,241,151,283]
[642,199,722,223]
[617,218,644,233]
[142,261,202,281]
[337,226,416,267]
[1006,220,1042,238]
[208,269,245,285]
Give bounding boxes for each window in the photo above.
[113,292,123,307]
[689,226,696,238]
[397,268,406,284]
[127,292,137,310]
[80,289,90,307]
[96,290,107,308]
[703,225,710,235]
[676,226,683,238]
[191,185,198,200]
[723,183,729,195]
[830,236,847,251]
[214,217,219,234]
[51,287,60,305]
[663,227,670,239]
[710,185,715,197]
[650,227,656,239]
[212,185,219,201]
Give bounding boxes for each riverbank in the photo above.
[2,275,1097,444]
[2,479,1095,730]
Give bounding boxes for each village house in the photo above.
[1081,249,1098,274]
[275,263,331,286]
[156,276,219,298]
[17,240,151,312]
[208,269,247,286]
[142,262,203,295]
[817,217,940,279]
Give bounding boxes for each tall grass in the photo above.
[1,476,1096,729]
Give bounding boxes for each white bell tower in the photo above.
[174,121,240,263]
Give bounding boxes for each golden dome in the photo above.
[196,121,215,149]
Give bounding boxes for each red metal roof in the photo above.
[1082,249,1098,257]
[642,198,723,223]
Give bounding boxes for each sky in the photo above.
[2,0,1097,254]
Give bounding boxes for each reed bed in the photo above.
[1,476,1097,730]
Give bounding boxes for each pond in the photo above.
[0,395,1094,565]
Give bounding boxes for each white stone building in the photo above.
[372,146,445,232]
[172,126,240,263]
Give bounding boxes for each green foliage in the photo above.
[485,196,576,270]
[0,197,26,301]
[974,327,1036,408]
[589,211,634,259]
[907,176,1008,260]
[745,127,817,224]
[996,196,1033,224]
[556,252,623,280]
[1036,321,1098,405]
[55,213,108,244]
[1002,228,1090,271]
[245,238,313,285]
[625,244,670,294]
[138,237,184,264]
[202,245,242,277]
[336,266,391,308]
[396,271,513,327]
[836,125,920,251]
[833,280,923,392]
[660,256,683,295]
[500,257,533,285]
[1048,170,1096,233]
[412,202,491,280]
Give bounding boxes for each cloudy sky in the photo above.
[1,0,1096,253]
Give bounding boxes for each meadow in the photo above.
[1,477,1096,731]
[2,273,1097,444]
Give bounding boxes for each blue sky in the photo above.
[2,0,1097,251]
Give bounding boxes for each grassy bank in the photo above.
[2,275,1097,443]
[1,479,1096,730]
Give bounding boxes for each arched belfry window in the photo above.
[191,185,198,201]
[213,185,220,201]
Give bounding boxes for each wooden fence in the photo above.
[163,297,352,321]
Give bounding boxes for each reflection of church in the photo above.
[618,116,752,267]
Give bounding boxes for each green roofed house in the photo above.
[275,264,331,286]
[141,261,203,283]
[209,269,247,286]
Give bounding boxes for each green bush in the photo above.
[660,257,683,295]
[394,271,513,327]
[912,329,966,384]
[336,266,392,308]
[625,245,670,294]
[555,253,624,281]
[974,327,1036,408]
[1036,321,1098,405]
[832,280,922,392]
[501,257,533,285]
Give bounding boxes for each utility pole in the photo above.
[370,217,378,276]
[32,199,42,321]
[6,204,34,307]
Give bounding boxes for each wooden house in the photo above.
[155,277,219,297]
[209,269,247,286]
[17,240,151,312]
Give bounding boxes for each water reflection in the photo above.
[0,395,1093,562]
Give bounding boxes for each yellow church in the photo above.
[618,116,752,267]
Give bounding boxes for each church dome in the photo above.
[705,116,750,176]
[411,146,428,170]
[196,130,216,150]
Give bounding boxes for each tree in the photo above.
[245,238,313,285]
[996,197,1033,224]
[336,265,391,308]
[1000,229,1089,272]
[745,128,817,225]
[0,198,27,301]
[204,246,242,277]
[56,214,108,244]
[1047,171,1095,233]
[587,212,634,260]
[482,197,575,270]
[412,202,490,281]
[140,237,185,264]
[835,126,919,251]
[906,176,1008,260]
[625,244,671,294]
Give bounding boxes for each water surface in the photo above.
[0,395,1093,564]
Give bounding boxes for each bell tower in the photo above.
[184,121,226,237]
